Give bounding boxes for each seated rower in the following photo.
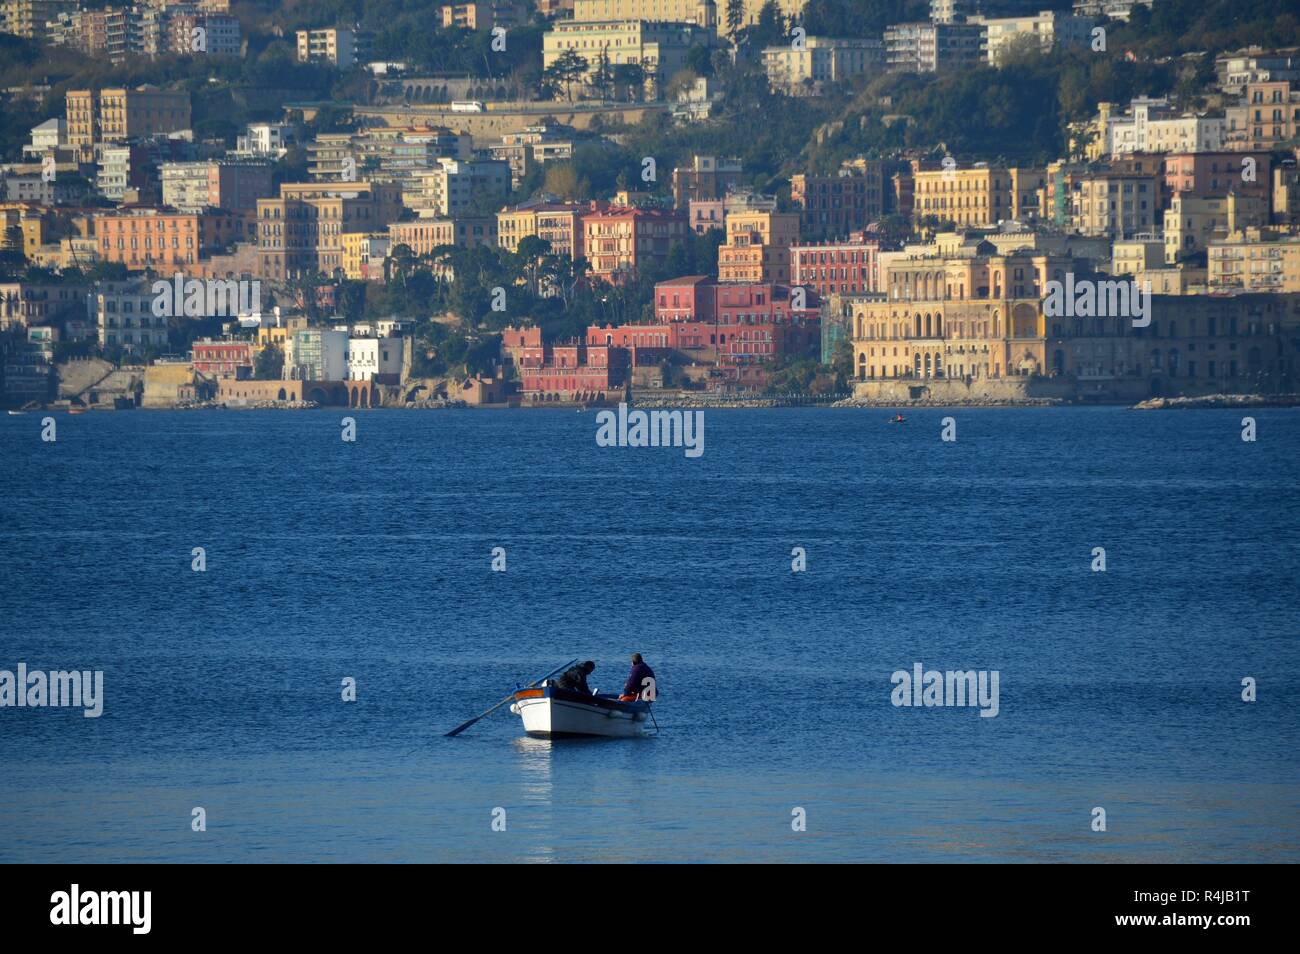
[618,653,656,702]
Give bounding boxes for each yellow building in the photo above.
[257,316,308,353]
[1208,228,1300,293]
[717,210,800,283]
[64,87,192,153]
[912,164,1045,228]
[1164,192,1268,264]
[0,0,76,39]
[542,18,720,99]
[256,181,403,280]
[850,246,1070,382]
[1111,237,1165,278]
[441,2,527,30]
[497,202,585,258]
[762,36,883,94]
[341,232,391,281]
[0,204,50,261]
[388,216,498,257]
[1068,170,1159,239]
[570,0,803,35]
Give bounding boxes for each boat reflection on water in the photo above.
[512,736,555,803]
[511,736,557,863]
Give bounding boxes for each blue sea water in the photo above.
[0,406,1297,863]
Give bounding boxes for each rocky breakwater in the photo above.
[1132,393,1300,410]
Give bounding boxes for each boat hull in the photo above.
[510,686,651,738]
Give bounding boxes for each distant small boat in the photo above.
[68,407,87,415]
[7,410,24,416]
[510,685,652,738]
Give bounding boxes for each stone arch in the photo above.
[277,387,287,401]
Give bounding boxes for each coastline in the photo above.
[13,393,1300,413]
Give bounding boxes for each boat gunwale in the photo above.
[512,685,650,714]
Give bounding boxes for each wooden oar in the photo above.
[443,658,577,738]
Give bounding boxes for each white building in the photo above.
[234,123,296,159]
[1103,97,1226,156]
[23,118,65,158]
[405,158,510,216]
[95,281,168,352]
[973,10,1095,66]
[345,336,405,381]
[96,146,134,201]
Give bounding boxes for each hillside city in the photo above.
[0,0,1298,409]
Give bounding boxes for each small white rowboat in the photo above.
[510,685,652,738]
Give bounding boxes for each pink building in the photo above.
[790,233,880,298]
[581,206,688,282]
[191,339,254,379]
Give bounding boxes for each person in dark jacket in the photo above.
[619,653,656,701]
[554,661,595,695]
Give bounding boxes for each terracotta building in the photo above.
[95,207,251,269]
[581,206,688,282]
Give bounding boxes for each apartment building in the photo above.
[95,207,250,269]
[791,158,885,239]
[717,210,800,283]
[1067,170,1159,238]
[166,11,241,56]
[295,28,365,68]
[1164,192,1269,263]
[497,201,586,258]
[973,10,1094,66]
[388,216,499,257]
[256,181,403,280]
[671,155,743,210]
[542,19,721,98]
[791,235,881,298]
[65,87,192,152]
[1094,97,1225,158]
[1225,81,1300,151]
[0,0,76,39]
[912,164,1044,228]
[581,206,688,281]
[884,21,985,74]
[94,281,167,352]
[570,0,804,35]
[762,36,883,94]
[441,2,527,30]
[404,158,511,217]
[161,161,274,213]
[1207,228,1300,292]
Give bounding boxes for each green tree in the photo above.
[254,344,285,380]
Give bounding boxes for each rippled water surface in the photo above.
[1,407,1296,862]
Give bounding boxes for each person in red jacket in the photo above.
[619,653,656,702]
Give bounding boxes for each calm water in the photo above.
[1,406,1297,863]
